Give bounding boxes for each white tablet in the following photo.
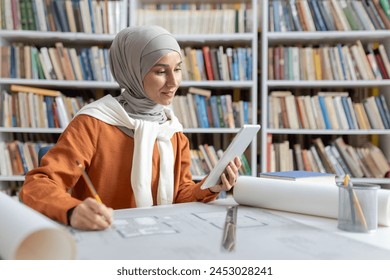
[200,124,261,190]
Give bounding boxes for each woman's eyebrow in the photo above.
[153,61,183,67]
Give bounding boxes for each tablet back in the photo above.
[200,124,260,189]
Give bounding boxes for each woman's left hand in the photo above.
[209,156,242,193]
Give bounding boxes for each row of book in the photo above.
[0,138,253,178]
[136,2,253,34]
[181,46,253,81]
[0,43,253,82]
[172,88,251,129]
[268,136,390,178]
[0,140,53,176]
[268,41,390,81]
[0,0,129,34]
[190,144,251,177]
[1,85,253,130]
[0,43,115,81]
[269,0,390,32]
[268,91,390,130]
[0,86,93,128]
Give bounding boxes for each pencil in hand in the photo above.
[76,160,102,204]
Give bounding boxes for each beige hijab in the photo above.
[109,25,182,123]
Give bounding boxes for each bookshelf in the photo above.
[0,0,258,193]
[260,0,390,185]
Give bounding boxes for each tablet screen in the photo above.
[200,124,260,189]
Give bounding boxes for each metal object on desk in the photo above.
[222,205,238,252]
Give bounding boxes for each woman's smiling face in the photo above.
[143,51,182,105]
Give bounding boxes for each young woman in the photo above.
[19,25,241,231]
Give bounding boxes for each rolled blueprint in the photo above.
[0,192,76,259]
[233,176,390,226]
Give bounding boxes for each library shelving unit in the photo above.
[0,31,117,193]
[259,0,390,185]
[0,0,258,192]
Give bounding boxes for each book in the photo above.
[309,0,327,31]
[363,142,390,177]
[33,0,47,31]
[10,85,61,97]
[193,94,209,128]
[55,95,70,128]
[259,170,336,183]
[188,87,211,98]
[318,0,336,30]
[186,93,198,128]
[378,44,390,78]
[351,0,376,30]
[364,0,386,30]
[373,0,390,29]
[313,137,337,174]
[240,153,251,175]
[47,47,64,80]
[201,46,214,80]
[64,0,77,32]
[318,95,331,129]
[67,48,82,81]
[53,0,69,32]
[55,42,75,80]
[380,0,390,18]
[7,141,24,175]
[195,49,207,80]
[289,0,303,31]
[353,102,371,129]
[341,0,362,30]
[330,0,351,30]
[209,96,220,128]
[333,137,364,178]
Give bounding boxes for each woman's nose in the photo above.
[166,72,180,87]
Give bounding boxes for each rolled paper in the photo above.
[233,176,390,227]
[0,192,76,259]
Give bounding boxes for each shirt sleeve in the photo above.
[19,115,99,225]
[173,132,219,203]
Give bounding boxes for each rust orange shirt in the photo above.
[20,115,218,225]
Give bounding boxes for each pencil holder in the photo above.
[338,183,380,233]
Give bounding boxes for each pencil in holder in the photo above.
[337,183,380,233]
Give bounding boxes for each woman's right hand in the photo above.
[69,197,113,230]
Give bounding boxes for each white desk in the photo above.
[215,197,390,251]
[278,211,390,250]
[72,198,390,260]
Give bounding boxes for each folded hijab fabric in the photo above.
[76,25,183,207]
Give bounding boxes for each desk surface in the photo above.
[72,198,390,260]
[215,197,390,251]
